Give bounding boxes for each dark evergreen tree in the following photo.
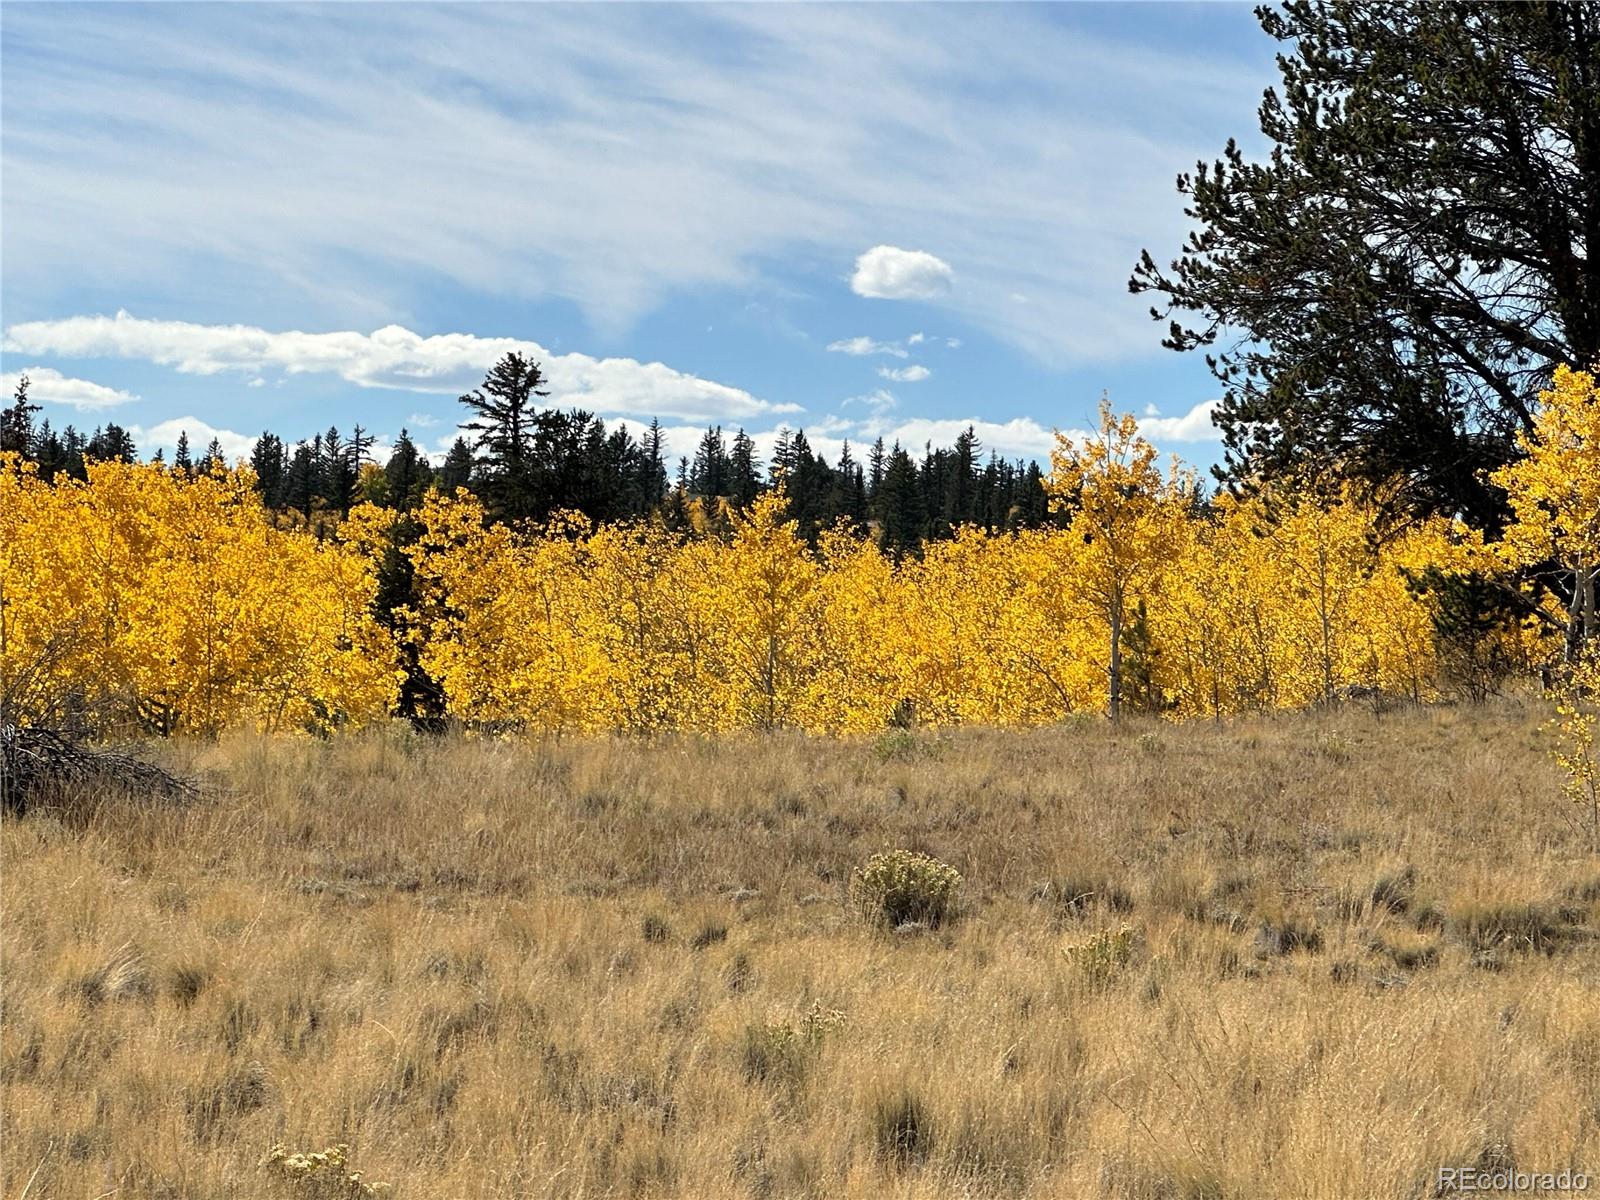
[768,428,794,487]
[250,433,286,505]
[33,421,67,480]
[690,425,730,498]
[439,436,475,492]
[729,429,759,509]
[383,429,431,511]
[174,431,194,478]
[877,444,925,558]
[1,374,40,456]
[286,442,317,519]
[61,426,88,479]
[867,437,887,515]
[86,423,137,463]
[459,352,549,522]
[641,419,670,510]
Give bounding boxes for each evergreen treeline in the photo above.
[2,358,1055,553]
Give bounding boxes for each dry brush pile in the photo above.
[2,701,1598,1199]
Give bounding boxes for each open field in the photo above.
[3,702,1599,1199]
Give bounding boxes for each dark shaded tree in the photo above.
[1132,0,1600,530]
[877,444,926,558]
[460,352,549,521]
[1,374,40,456]
[174,431,194,478]
[439,436,475,492]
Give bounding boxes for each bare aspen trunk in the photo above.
[1568,557,1590,664]
[1584,559,1597,647]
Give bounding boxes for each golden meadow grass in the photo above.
[3,701,1599,1198]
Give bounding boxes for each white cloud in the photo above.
[4,312,800,425]
[826,336,907,359]
[407,412,442,427]
[877,364,930,383]
[907,332,926,345]
[131,417,257,463]
[946,338,962,349]
[1136,398,1221,442]
[850,245,955,301]
[246,377,266,388]
[0,365,137,410]
[863,415,1061,459]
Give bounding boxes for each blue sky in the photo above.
[1,3,1278,470]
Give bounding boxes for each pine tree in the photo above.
[33,420,66,479]
[287,442,317,519]
[729,429,759,509]
[867,437,886,513]
[690,425,730,498]
[87,423,137,463]
[174,431,193,478]
[642,419,669,509]
[460,351,549,522]
[384,429,431,511]
[439,437,475,492]
[1,374,41,456]
[250,433,286,506]
[877,444,925,558]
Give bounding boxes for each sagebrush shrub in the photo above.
[1063,923,1139,987]
[850,850,963,928]
[261,1142,389,1196]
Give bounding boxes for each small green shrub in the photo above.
[740,1001,847,1084]
[850,850,963,928]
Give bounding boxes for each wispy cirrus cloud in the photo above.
[0,3,1272,364]
[826,336,908,359]
[3,312,798,425]
[877,364,930,383]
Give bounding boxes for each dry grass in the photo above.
[3,701,1598,1198]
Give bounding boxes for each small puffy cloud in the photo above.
[877,364,930,383]
[4,311,799,425]
[1136,398,1221,442]
[407,412,442,427]
[946,338,962,349]
[907,332,926,345]
[826,335,907,359]
[850,246,954,301]
[1,365,137,410]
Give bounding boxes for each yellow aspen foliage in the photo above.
[1491,363,1600,653]
[0,455,396,734]
[4,397,1507,737]
[408,491,614,732]
[1045,398,1193,718]
[712,491,824,729]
